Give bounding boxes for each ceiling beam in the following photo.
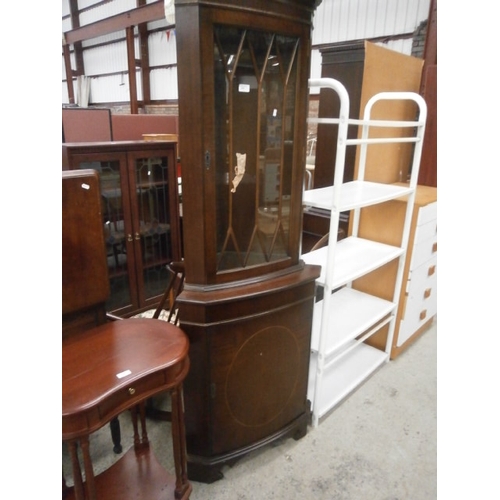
[63,1,165,45]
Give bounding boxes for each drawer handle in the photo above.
[432,242,437,253]
[128,387,136,395]
[428,265,436,276]
[420,309,427,321]
[424,288,432,299]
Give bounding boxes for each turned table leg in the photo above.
[80,436,97,500]
[131,403,150,451]
[68,440,85,500]
[170,384,190,499]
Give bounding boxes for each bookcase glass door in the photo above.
[213,26,299,272]
[75,151,175,312]
[131,154,173,302]
[77,158,133,312]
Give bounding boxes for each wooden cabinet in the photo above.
[174,0,321,483]
[353,185,437,359]
[314,41,424,189]
[302,78,427,426]
[62,140,182,316]
[393,186,437,357]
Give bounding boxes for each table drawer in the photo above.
[97,370,167,421]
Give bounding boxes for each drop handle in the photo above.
[135,232,140,241]
[127,234,133,242]
[128,387,136,395]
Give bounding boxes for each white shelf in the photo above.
[307,341,388,419]
[310,287,396,357]
[302,236,404,287]
[304,78,427,427]
[303,181,413,212]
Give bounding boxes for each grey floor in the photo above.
[62,318,437,500]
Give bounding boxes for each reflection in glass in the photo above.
[214,26,299,272]
[134,156,172,300]
[78,155,174,310]
[78,160,131,311]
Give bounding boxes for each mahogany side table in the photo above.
[62,318,192,500]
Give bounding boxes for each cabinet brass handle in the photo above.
[128,387,136,395]
[135,232,140,241]
[127,234,133,242]
[424,288,432,299]
[419,309,427,320]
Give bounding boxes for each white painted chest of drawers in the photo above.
[392,185,437,357]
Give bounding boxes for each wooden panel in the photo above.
[62,107,112,142]
[111,114,179,141]
[62,170,109,315]
[315,41,423,188]
[355,42,424,184]
[418,64,437,187]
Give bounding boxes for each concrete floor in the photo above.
[62,318,437,499]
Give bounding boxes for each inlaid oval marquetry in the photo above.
[225,325,300,427]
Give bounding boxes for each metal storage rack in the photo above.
[302,78,427,427]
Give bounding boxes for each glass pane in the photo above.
[213,26,299,272]
[77,160,131,311]
[134,155,172,300]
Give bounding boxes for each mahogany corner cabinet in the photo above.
[174,0,322,483]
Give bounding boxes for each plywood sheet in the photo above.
[355,41,424,183]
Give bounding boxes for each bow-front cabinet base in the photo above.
[177,264,320,483]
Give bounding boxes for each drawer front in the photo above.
[398,255,437,346]
[97,370,167,421]
[405,257,437,318]
[414,216,437,246]
[416,201,437,227]
[410,231,437,270]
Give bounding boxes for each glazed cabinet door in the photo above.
[62,142,182,316]
[211,26,300,275]
[67,151,139,313]
[176,2,313,287]
[126,147,181,310]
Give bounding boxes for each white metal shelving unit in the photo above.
[302,77,427,427]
